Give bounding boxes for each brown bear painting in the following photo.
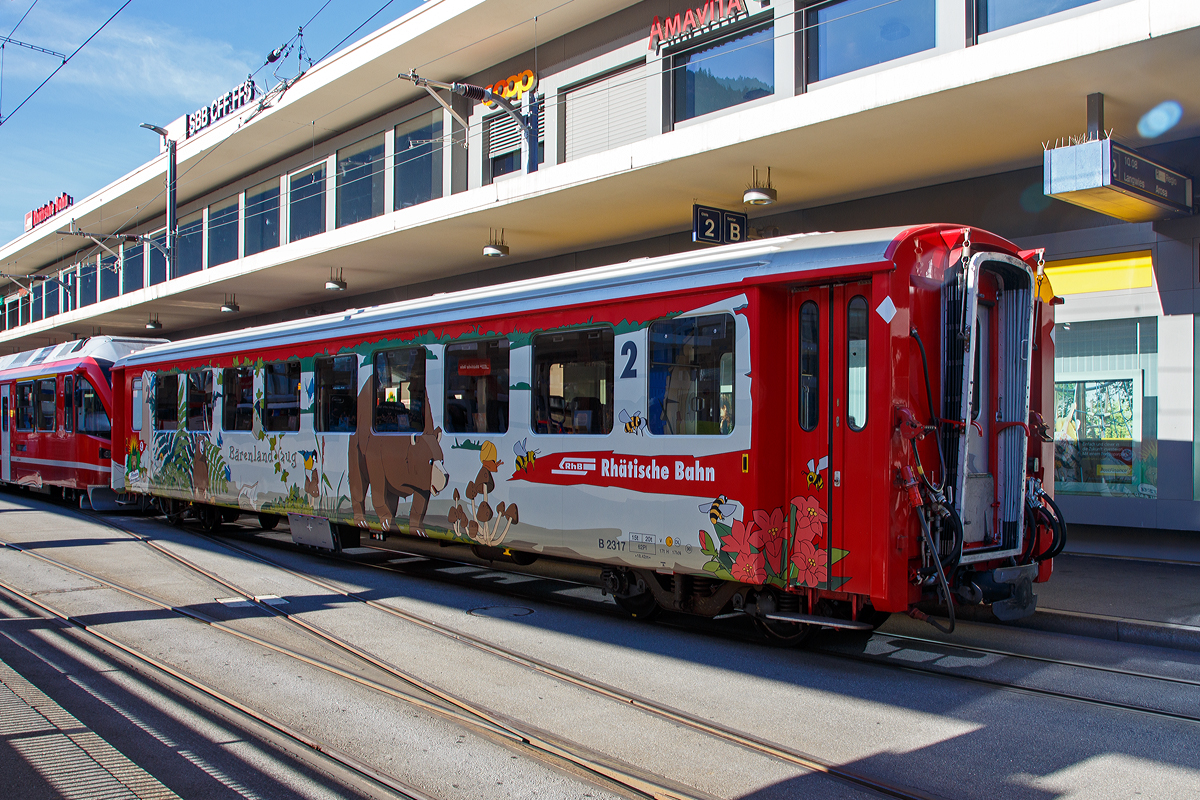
[348,379,448,538]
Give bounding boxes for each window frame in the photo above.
[131,377,143,432]
[444,338,510,436]
[63,375,75,432]
[846,294,868,431]
[531,326,615,436]
[221,367,256,433]
[262,360,301,433]
[15,382,34,431]
[288,162,327,243]
[155,372,179,431]
[799,300,820,432]
[314,355,359,434]
[185,369,214,432]
[647,314,736,437]
[371,346,428,434]
[669,20,775,127]
[36,378,56,432]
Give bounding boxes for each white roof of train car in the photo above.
[119,226,923,366]
[0,336,168,374]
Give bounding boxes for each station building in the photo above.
[0,0,1198,531]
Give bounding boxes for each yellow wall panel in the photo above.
[1043,250,1153,295]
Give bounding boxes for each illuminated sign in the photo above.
[186,78,257,138]
[24,192,73,233]
[649,0,747,52]
[483,69,537,108]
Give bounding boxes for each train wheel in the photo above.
[195,505,222,532]
[258,513,280,531]
[753,590,813,646]
[220,508,241,524]
[614,591,660,620]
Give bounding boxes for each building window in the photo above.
[373,348,426,433]
[100,253,119,301]
[186,370,214,431]
[19,294,30,325]
[123,241,143,294]
[337,133,385,227]
[155,373,178,431]
[44,279,58,318]
[263,361,300,432]
[15,383,33,431]
[245,179,280,257]
[1054,317,1157,498]
[532,328,613,435]
[60,269,77,312]
[976,0,1098,34]
[75,377,110,435]
[445,339,509,434]
[222,367,255,431]
[315,355,358,433]
[799,301,819,431]
[36,379,55,431]
[806,0,936,83]
[672,24,773,124]
[487,100,544,180]
[31,283,43,323]
[176,210,204,277]
[148,231,167,285]
[648,315,734,436]
[289,164,326,243]
[79,258,97,307]
[208,197,239,267]
[395,112,443,210]
[564,65,648,162]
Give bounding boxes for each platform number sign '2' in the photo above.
[620,340,637,378]
[693,204,748,246]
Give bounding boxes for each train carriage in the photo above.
[109,225,1063,637]
[0,336,166,507]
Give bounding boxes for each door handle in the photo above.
[833,471,841,487]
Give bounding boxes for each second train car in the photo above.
[109,225,1065,638]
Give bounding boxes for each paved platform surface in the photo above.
[1023,523,1200,651]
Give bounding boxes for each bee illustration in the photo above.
[699,495,738,525]
[513,439,541,473]
[806,456,829,490]
[619,409,646,435]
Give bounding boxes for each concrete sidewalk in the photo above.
[1019,524,1200,652]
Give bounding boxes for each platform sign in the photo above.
[1109,142,1192,215]
[693,204,749,245]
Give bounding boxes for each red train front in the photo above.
[0,336,165,507]
[107,226,1062,638]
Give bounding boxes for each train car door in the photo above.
[787,283,873,594]
[1,384,9,483]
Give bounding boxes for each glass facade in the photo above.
[807,0,936,83]
[395,112,443,210]
[61,269,77,312]
[100,253,119,301]
[208,197,239,267]
[79,258,97,307]
[1053,317,1158,499]
[672,24,774,123]
[337,133,386,228]
[977,0,1098,34]
[148,232,167,285]
[123,241,143,294]
[245,179,280,256]
[176,211,204,277]
[289,164,326,242]
[43,278,58,318]
[31,284,43,323]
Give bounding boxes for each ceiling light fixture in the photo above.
[743,166,777,206]
[325,267,347,291]
[145,314,162,330]
[483,228,509,258]
[220,294,239,313]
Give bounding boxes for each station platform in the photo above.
[1020,523,1200,652]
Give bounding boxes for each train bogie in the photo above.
[108,226,1063,636]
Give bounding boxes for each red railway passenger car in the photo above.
[109,226,1064,638]
[0,336,165,507]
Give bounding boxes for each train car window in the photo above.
[222,368,255,432]
[373,348,426,433]
[532,328,613,435]
[847,296,868,431]
[155,373,178,431]
[186,371,214,431]
[76,378,111,435]
[63,375,75,432]
[445,339,509,434]
[799,301,820,431]
[36,379,56,431]
[1,395,7,432]
[15,383,33,431]
[132,378,143,432]
[647,314,734,436]
[263,361,301,432]
[971,323,981,421]
[315,356,358,433]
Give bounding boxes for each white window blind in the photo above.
[487,96,546,159]
[565,66,646,162]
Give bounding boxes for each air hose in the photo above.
[915,508,955,634]
[1037,491,1068,561]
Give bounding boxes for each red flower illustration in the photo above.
[721,517,762,557]
[699,529,713,552]
[752,507,787,573]
[791,495,828,546]
[730,551,767,584]
[792,540,828,588]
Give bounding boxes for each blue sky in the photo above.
[0,0,423,245]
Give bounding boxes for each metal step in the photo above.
[763,611,875,631]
